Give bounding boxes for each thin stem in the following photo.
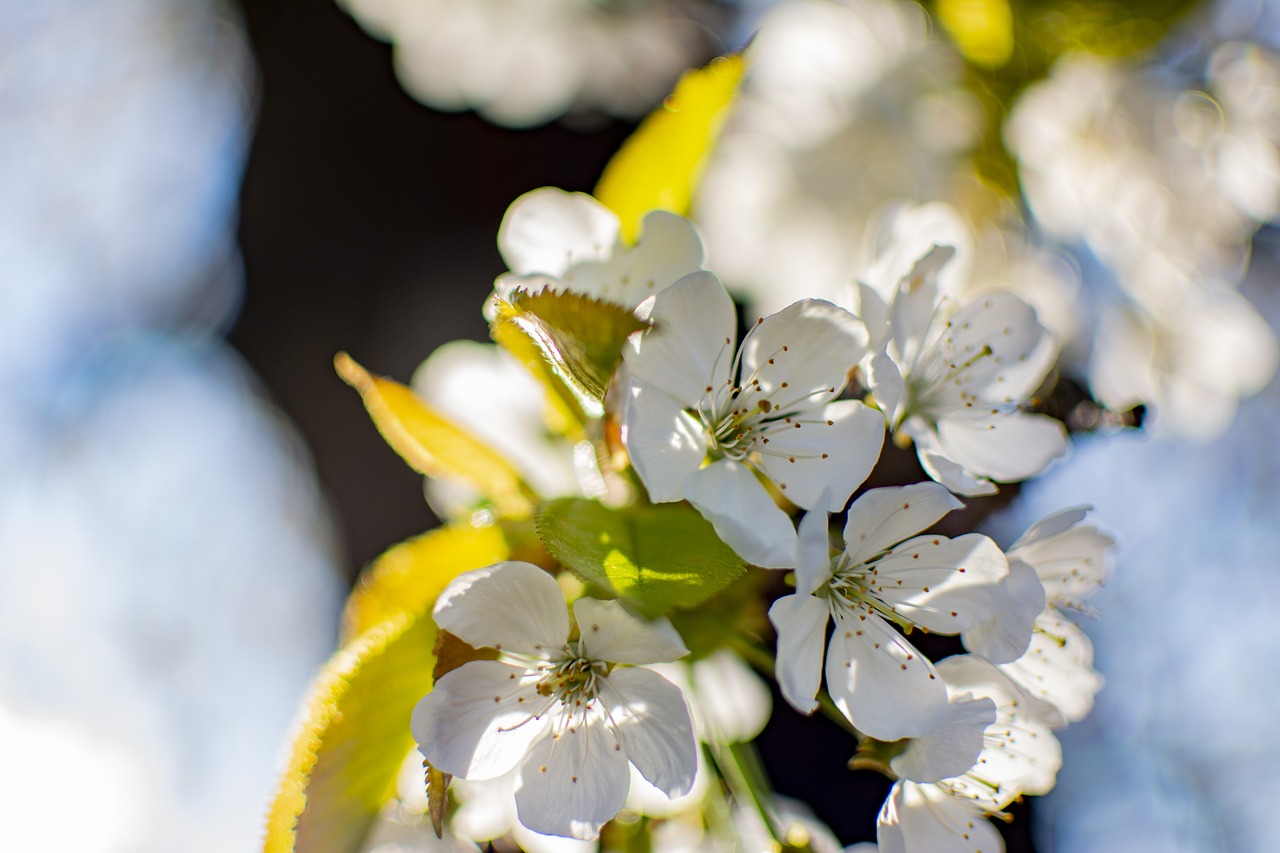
[709,738,783,846]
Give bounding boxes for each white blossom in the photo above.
[694,0,982,317]
[338,0,719,127]
[621,272,884,567]
[411,340,582,518]
[491,187,704,314]
[768,484,1029,740]
[411,562,697,840]
[994,508,1115,724]
[1006,50,1280,438]
[862,237,1067,496]
[877,655,1062,853]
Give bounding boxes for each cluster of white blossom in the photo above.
[1006,45,1280,438]
[337,0,730,126]
[394,187,1117,852]
[694,0,1280,441]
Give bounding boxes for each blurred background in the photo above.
[1,0,1278,850]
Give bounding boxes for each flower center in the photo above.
[823,553,915,631]
[902,342,996,425]
[537,653,608,707]
[688,336,841,466]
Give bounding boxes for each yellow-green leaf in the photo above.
[335,352,536,518]
[262,609,436,853]
[1015,0,1201,60]
[536,498,747,617]
[493,289,647,415]
[490,311,590,436]
[937,0,1014,69]
[266,522,508,852]
[594,54,745,244]
[342,523,510,644]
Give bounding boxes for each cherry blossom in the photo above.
[994,508,1115,724]
[862,237,1068,496]
[491,187,705,314]
[411,562,697,840]
[768,484,1029,740]
[877,655,1062,853]
[621,272,884,567]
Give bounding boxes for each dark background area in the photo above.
[228,1,1035,847]
[231,0,633,574]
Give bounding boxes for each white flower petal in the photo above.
[433,562,569,654]
[624,271,737,408]
[961,560,1046,664]
[547,209,706,309]
[604,667,698,798]
[413,660,553,780]
[622,379,708,503]
[825,615,947,740]
[872,534,1011,634]
[683,459,799,568]
[624,752,708,818]
[907,423,1000,496]
[866,347,904,421]
[1009,515,1113,606]
[841,483,964,564]
[411,340,579,504]
[754,399,885,512]
[891,694,997,783]
[795,507,835,596]
[936,656,1063,798]
[498,188,619,277]
[878,781,1003,853]
[740,298,869,403]
[935,410,1068,484]
[573,598,688,665]
[938,291,1056,399]
[688,650,773,743]
[1009,506,1090,547]
[853,280,892,350]
[515,718,630,840]
[999,609,1102,724]
[889,246,952,368]
[769,593,830,715]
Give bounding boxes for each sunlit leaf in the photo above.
[594,54,745,244]
[335,353,536,518]
[490,310,591,435]
[536,498,746,617]
[342,523,510,644]
[266,522,510,853]
[492,289,647,416]
[262,609,436,853]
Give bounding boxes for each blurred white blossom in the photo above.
[339,0,725,126]
[695,0,984,316]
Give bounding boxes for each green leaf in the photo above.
[341,523,510,645]
[493,289,647,416]
[594,54,746,244]
[266,522,510,853]
[336,353,537,518]
[262,608,436,853]
[536,498,747,616]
